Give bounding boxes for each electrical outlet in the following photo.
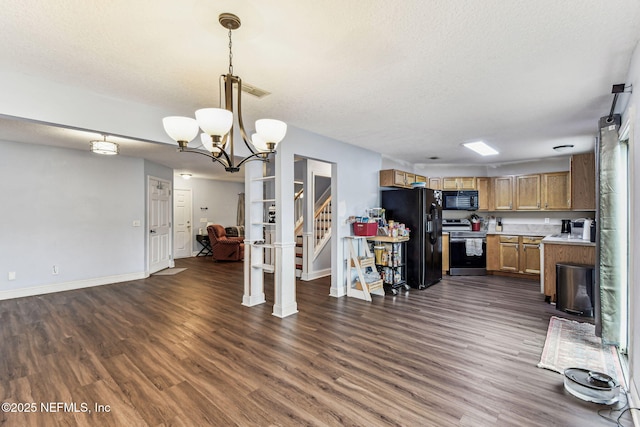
[8,272,16,280]
[132,220,141,227]
[545,218,550,224]
[52,265,59,275]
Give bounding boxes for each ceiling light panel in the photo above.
[463,141,499,156]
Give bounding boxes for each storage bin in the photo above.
[353,222,378,236]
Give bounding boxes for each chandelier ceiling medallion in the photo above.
[162,13,287,173]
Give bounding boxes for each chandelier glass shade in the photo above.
[161,13,287,173]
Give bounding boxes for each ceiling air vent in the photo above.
[238,82,271,98]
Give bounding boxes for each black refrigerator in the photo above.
[381,188,442,289]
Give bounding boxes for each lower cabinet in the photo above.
[499,236,520,272]
[487,235,542,276]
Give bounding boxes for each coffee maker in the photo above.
[561,219,571,234]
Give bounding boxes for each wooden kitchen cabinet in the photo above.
[498,236,520,272]
[498,235,543,275]
[442,233,449,274]
[476,177,490,211]
[517,172,570,211]
[379,169,415,188]
[516,174,541,210]
[571,152,596,210]
[520,236,542,274]
[415,175,427,183]
[442,177,476,190]
[428,177,442,190]
[493,176,514,210]
[542,171,570,210]
[486,235,500,271]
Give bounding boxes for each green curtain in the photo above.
[597,114,628,346]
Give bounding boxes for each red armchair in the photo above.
[207,224,245,261]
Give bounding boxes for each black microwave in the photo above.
[442,190,479,211]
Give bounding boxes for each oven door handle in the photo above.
[450,237,486,243]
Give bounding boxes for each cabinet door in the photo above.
[405,173,416,187]
[571,153,596,210]
[415,175,427,183]
[442,177,460,190]
[520,237,542,274]
[428,177,442,190]
[459,177,476,190]
[486,235,500,271]
[499,242,519,272]
[476,177,490,211]
[442,233,449,274]
[494,176,514,210]
[542,171,570,210]
[516,174,541,210]
[393,170,406,187]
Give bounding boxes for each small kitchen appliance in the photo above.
[561,219,571,234]
[571,219,589,240]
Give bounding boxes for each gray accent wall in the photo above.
[0,140,169,297]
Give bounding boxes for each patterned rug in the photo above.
[152,268,187,276]
[537,316,625,388]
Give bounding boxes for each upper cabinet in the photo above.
[476,177,490,211]
[571,152,596,210]
[428,177,442,190]
[542,171,571,210]
[442,177,476,190]
[379,169,426,189]
[493,176,514,210]
[492,172,570,211]
[515,174,541,210]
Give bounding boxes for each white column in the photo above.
[273,241,298,318]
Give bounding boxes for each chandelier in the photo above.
[162,13,287,173]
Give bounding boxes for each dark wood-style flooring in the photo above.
[0,257,631,426]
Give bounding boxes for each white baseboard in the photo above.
[0,272,148,301]
[301,268,331,281]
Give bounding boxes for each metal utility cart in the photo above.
[367,236,410,295]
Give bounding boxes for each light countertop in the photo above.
[541,234,595,246]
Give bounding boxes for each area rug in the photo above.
[152,268,187,276]
[537,316,625,388]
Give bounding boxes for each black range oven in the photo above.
[448,230,487,276]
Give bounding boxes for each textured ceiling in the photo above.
[1,0,640,179]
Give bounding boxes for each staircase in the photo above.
[294,188,332,278]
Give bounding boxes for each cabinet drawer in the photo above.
[521,236,543,244]
[499,235,519,243]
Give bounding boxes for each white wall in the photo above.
[0,140,158,298]
[173,174,244,252]
[276,126,382,297]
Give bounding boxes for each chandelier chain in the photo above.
[228,28,233,75]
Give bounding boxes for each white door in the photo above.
[149,176,172,273]
[173,188,192,259]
